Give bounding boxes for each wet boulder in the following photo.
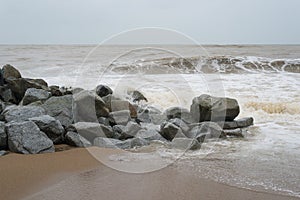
[136,129,167,142]
[6,121,54,154]
[187,122,224,143]
[68,122,114,143]
[2,64,22,80]
[22,88,51,105]
[6,77,49,103]
[95,85,113,98]
[0,122,7,150]
[112,121,142,140]
[73,90,109,123]
[42,95,73,128]
[94,137,128,149]
[171,138,201,150]
[164,107,195,124]
[49,85,63,96]
[65,131,91,147]
[160,118,188,141]
[29,115,65,144]
[108,110,131,126]
[4,105,46,123]
[190,94,240,122]
[218,117,254,130]
[223,128,244,137]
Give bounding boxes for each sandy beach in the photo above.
[0,147,298,200]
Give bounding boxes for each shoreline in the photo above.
[0,147,299,200]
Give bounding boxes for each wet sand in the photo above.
[0,147,299,200]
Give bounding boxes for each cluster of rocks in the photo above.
[0,64,254,156]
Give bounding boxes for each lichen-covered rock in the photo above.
[6,121,54,154]
[190,94,240,122]
[4,106,46,122]
[65,131,91,147]
[29,115,65,144]
[42,95,73,128]
[22,88,51,105]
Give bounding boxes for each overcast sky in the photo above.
[0,0,299,44]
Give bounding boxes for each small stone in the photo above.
[0,150,8,156]
[0,121,7,150]
[95,85,113,97]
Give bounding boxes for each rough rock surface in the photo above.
[0,121,7,150]
[22,88,51,105]
[218,117,254,130]
[73,90,109,123]
[4,106,46,122]
[6,121,54,154]
[2,64,22,80]
[171,138,201,150]
[65,131,91,147]
[108,110,131,126]
[68,122,114,143]
[136,129,167,142]
[95,85,113,97]
[190,94,240,122]
[42,95,73,127]
[160,119,188,141]
[187,122,224,142]
[164,107,195,124]
[29,115,65,144]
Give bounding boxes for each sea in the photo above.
[1,45,299,198]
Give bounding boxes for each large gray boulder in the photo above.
[68,122,114,143]
[6,77,48,103]
[136,129,167,142]
[29,115,65,144]
[164,107,195,124]
[160,118,188,141]
[218,117,254,129]
[4,106,46,122]
[187,122,224,143]
[95,85,113,98]
[108,110,131,126]
[22,88,51,105]
[65,131,91,147]
[6,121,54,154]
[2,64,22,80]
[42,95,73,127]
[190,94,240,122]
[73,90,109,123]
[171,138,201,150]
[112,121,142,140]
[0,122,7,150]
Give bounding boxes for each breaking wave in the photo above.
[109,56,300,74]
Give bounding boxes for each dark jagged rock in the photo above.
[187,122,225,143]
[2,64,22,80]
[160,119,188,141]
[136,129,167,142]
[223,128,244,137]
[171,138,201,150]
[0,121,7,150]
[49,85,63,96]
[65,131,91,147]
[22,88,51,105]
[6,121,54,154]
[68,122,114,143]
[42,95,73,128]
[98,117,110,126]
[130,90,148,103]
[29,115,65,144]
[137,105,164,124]
[73,90,110,123]
[0,86,17,103]
[95,85,113,98]
[164,107,195,124]
[218,117,254,129]
[108,110,131,126]
[112,121,142,140]
[190,94,240,122]
[4,106,46,123]
[6,77,49,103]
